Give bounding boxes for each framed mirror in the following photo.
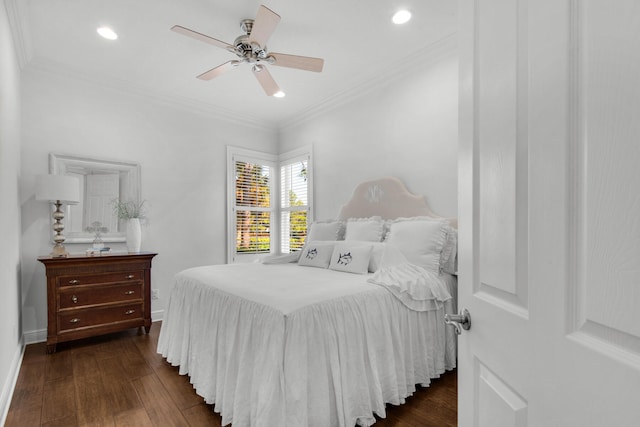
[49,153,141,243]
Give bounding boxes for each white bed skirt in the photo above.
[158,265,457,427]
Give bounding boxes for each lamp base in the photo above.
[50,243,69,258]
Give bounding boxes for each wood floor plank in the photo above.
[42,375,76,424]
[117,337,154,379]
[44,350,73,381]
[154,362,203,410]
[4,392,43,426]
[98,357,145,415]
[42,415,78,427]
[132,334,165,370]
[132,374,190,426]
[112,408,154,427]
[181,403,224,427]
[74,372,113,425]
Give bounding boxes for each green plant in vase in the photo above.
[112,199,147,253]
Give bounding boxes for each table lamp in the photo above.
[36,174,81,257]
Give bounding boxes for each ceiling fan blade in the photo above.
[171,25,232,50]
[249,5,281,47]
[252,66,281,96]
[269,53,324,73]
[197,61,239,81]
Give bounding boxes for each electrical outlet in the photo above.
[151,289,159,300]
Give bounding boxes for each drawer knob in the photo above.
[126,274,135,279]
[124,309,135,315]
[69,318,80,323]
[124,290,135,295]
[69,279,80,285]
[71,295,78,304]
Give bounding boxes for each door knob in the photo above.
[445,308,471,335]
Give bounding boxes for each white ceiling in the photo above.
[8,0,457,129]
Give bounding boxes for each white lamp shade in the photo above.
[35,175,81,204]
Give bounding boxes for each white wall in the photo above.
[20,68,278,340]
[0,0,24,421]
[280,47,458,220]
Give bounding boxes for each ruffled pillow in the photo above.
[385,217,449,273]
[343,241,407,273]
[344,216,385,242]
[307,220,344,241]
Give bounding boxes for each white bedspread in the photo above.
[158,263,457,427]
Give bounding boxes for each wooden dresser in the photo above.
[38,252,157,353]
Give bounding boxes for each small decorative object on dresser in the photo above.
[112,199,147,253]
[38,252,157,353]
[86,221,108,249]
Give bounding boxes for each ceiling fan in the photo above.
[171,5,324,96]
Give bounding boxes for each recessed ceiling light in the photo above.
[273,91,286,98]
[392,10,412,25]
[97,26,118,40]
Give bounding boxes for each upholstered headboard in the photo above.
[337,176,457,228]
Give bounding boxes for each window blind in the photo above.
[280,159,308,253]
[235,161,272,254]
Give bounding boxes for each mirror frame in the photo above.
[49,153,141,243]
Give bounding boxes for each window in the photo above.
[235,160,272,254]
[227,146,312,263]
[280,155,309,253]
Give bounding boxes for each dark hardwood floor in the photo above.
[6,322,457,426]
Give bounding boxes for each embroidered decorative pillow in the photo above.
[297,241,336,268]
[307,220,344,242]
[328,243,373,274]
[385,217,448,273]
[344,217,385,242]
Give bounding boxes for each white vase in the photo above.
[126,218,142,253]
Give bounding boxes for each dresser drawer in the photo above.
[59,303,144,332]
[58,271,143,287]
[59,282,143,309]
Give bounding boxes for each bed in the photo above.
[158,176,458,427]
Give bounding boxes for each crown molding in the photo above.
[24,57,278,132]
[278,32,458,131]
[4,0,33,68]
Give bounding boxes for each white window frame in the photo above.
[227,145,313,263]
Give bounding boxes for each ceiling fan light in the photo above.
[253,64,264,73]
[392,10,412,25]
[274,91,285,98]
[97,26,118,40]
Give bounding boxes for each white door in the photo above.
[458,0,640,426]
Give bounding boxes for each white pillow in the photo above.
[385,217,448,273]
[328,242,373,274]
[298,241,336,268]
[343,240,386,272]
[441,225,458,274]
[344,217,384,242]
[307,220,344,241]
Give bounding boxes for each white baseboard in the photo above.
[23,328,46,345]
[0,338,25,426]
[151,309,164,322]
